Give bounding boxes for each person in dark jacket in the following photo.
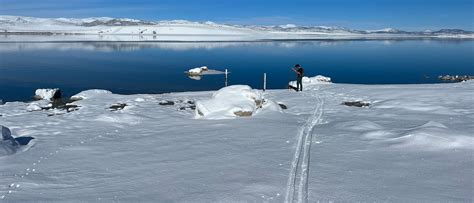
[292,64,304,91]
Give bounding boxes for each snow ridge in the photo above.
[285,90,324,203]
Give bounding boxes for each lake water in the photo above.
[0,40,473,102]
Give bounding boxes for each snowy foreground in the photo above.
[0,81,473,202]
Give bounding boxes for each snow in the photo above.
[0,80,473,201]
[34,89,59,101]
[195,85,280,119]
[187,66,208,75]
[26,100,51,112]
[289,75,332,87]
[279,24,298,29]
[1,15,472,42]
[367,28,399,33]
[70,89,112,100]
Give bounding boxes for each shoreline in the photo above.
[1,34,473,43]
[1,81,468,103]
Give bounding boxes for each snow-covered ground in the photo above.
[1,15,472,42]
[0,81,473,201]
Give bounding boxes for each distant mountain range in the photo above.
[0,15,472,41]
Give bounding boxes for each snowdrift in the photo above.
[289,75,332,87]
[195,85,280,119]
[70,89,112,100]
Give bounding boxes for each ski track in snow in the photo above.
[284,88,324,203]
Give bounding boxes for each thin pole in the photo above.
[263,73,267,92]
[225,69,228,87]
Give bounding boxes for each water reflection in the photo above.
[188,75,202,80]
[0,41,358,52]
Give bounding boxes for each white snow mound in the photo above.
[289,75,332,87]
[27,100,51,112]
[34,88,59,100]
[195,85,280,119]
[187,66,209,75]
[70,89,112,100]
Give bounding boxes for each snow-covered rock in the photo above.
[34,88,60,100]
[289,75,332,87]
[187,66,208,76]
[70,89,112,100]
[26,100,51,111]
[195,85,279,119]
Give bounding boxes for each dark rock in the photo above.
[47,113,65,117]
[278,103,288,109]
[342,101,370,107]
[14,137,35,145]
[51,99,80,112]
[109,103,127,111]
[187,100,195,105]
[178,105,196,111]
[438,75,474,82]
[159,101,175,106]
[52,89,62,100]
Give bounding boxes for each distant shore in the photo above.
[1,33,473,42]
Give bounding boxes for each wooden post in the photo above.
[225,69,228,87]
[263,73,267,92]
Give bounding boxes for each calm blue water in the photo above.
[0,40,473,102]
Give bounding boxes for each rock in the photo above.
[178,105,196,111]
[159,101,175,105]
[342,101,370,107]
[69,97,83,102]
[438,75,474,82]
[278,103,288,109]
[109,103,127,111]
[47,113,65,117]
[187,66,209,76]
[234,111,253,117]
[51,99,80,111]
[194,85,280,119]
[27,96,82,113]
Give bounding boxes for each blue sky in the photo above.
[0,0,473,30]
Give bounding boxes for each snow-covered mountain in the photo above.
[0,15,472,41]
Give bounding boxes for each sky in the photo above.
[0,0,473,30]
